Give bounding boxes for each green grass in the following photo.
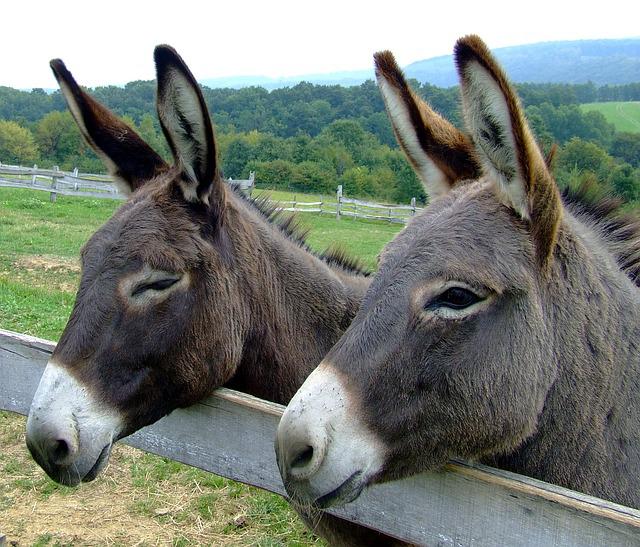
[580,101,640,133]
[0,186,402,545]
[302,214,401,270]
[253,188,334,204]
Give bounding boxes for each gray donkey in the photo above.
[276,35,640,511]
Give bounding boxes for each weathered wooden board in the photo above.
[1,328,640,546]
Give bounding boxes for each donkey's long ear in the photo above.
[374,51,480,199]
[154,45,222,209]
[455,35,562,268]
[50,60,168,194]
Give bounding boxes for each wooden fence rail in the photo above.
[1,328,639,545]
[0,162,422,224]
[0,163,255,200]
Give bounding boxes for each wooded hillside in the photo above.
[1,78,639,203]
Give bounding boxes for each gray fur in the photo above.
[278,36,640,511]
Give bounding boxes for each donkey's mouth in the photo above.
[82,443,112,482]
[314,471,366,509]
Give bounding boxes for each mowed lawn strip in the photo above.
[580,101,640,133]
[0,187,401,546]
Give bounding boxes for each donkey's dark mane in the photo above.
[230,185,371,277]
[561,178,640,286]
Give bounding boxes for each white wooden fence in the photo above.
[0,163,255,200]
[1,328,639,546]
[276,185,422,223]
[0,163,421,224]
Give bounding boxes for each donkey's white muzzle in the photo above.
[275,362,385,507]
[26,361,123,486]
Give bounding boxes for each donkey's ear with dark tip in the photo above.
[455,34,562,269]
[50,59,168,195]
[154,45,222,210]
[374,50,479,200]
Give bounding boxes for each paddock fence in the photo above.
[0,163,256,201]
[0,163,422,223]
[1,328,639,546]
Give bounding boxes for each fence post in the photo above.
[248,171,255,197]
[411,197,416,216]
[336,185,343,220]
[50,165,60,203]
[293,195,297,211]
[31,164,38,186]
[73,167,79,177]
[319,195,323,215]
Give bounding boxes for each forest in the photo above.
[0,78,639,204]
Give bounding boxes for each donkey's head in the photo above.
[276,36,567,507]
[26,47,250,486]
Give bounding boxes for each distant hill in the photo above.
[200,38,640,90]
[200,70,373,90]
[405,39,640,87]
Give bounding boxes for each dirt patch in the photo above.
[0,413,318,546]
[6,256,80,293]
[13,255,80,275]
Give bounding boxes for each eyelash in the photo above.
[425,287,482,311]
[131,277,180,297]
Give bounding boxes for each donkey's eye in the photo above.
[428,287,481,310]
[132,277,180,297]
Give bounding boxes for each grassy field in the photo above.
[580,101,640,133]
[0,187,401,546]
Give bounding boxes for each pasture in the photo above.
[580,101,640,133]
[0,186,401,545]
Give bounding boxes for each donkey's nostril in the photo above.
[45,434,78,466]
[291,445,314,470]
[52,439,71,464]
[284,438,325,481]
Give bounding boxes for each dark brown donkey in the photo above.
[276,35,640,511]
[24,46,403,546]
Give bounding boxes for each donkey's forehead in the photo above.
[82,191,202,271]
[380,183,534,287]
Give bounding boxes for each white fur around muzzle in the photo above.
[26,361,123,486]
[276,362,385,506]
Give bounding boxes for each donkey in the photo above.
[276,35,640,511]
[24,46,405,546]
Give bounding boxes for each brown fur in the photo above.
[31,47,405,546]
[455,36,563,269]
[562,178,640,286]
[374,51,480,187]
[49,60,167,191]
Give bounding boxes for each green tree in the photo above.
[340,167,370,196]
[222,137,256,178]
[557,138,613,176]
[35,111,83,167]
[136,113,170,160]
[291,161,336,193]
[610,132,640,168]
[245,159,298,188]
[610,163,640,202]
[0,119,39,164]
[384,150,426,203]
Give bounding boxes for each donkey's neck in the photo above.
[223,192,370,404]
[489,213,640,507]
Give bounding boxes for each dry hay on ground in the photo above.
[0,412,315,546]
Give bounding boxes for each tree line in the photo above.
[0,79,639,203]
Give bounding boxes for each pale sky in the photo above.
[1,0,638,89]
